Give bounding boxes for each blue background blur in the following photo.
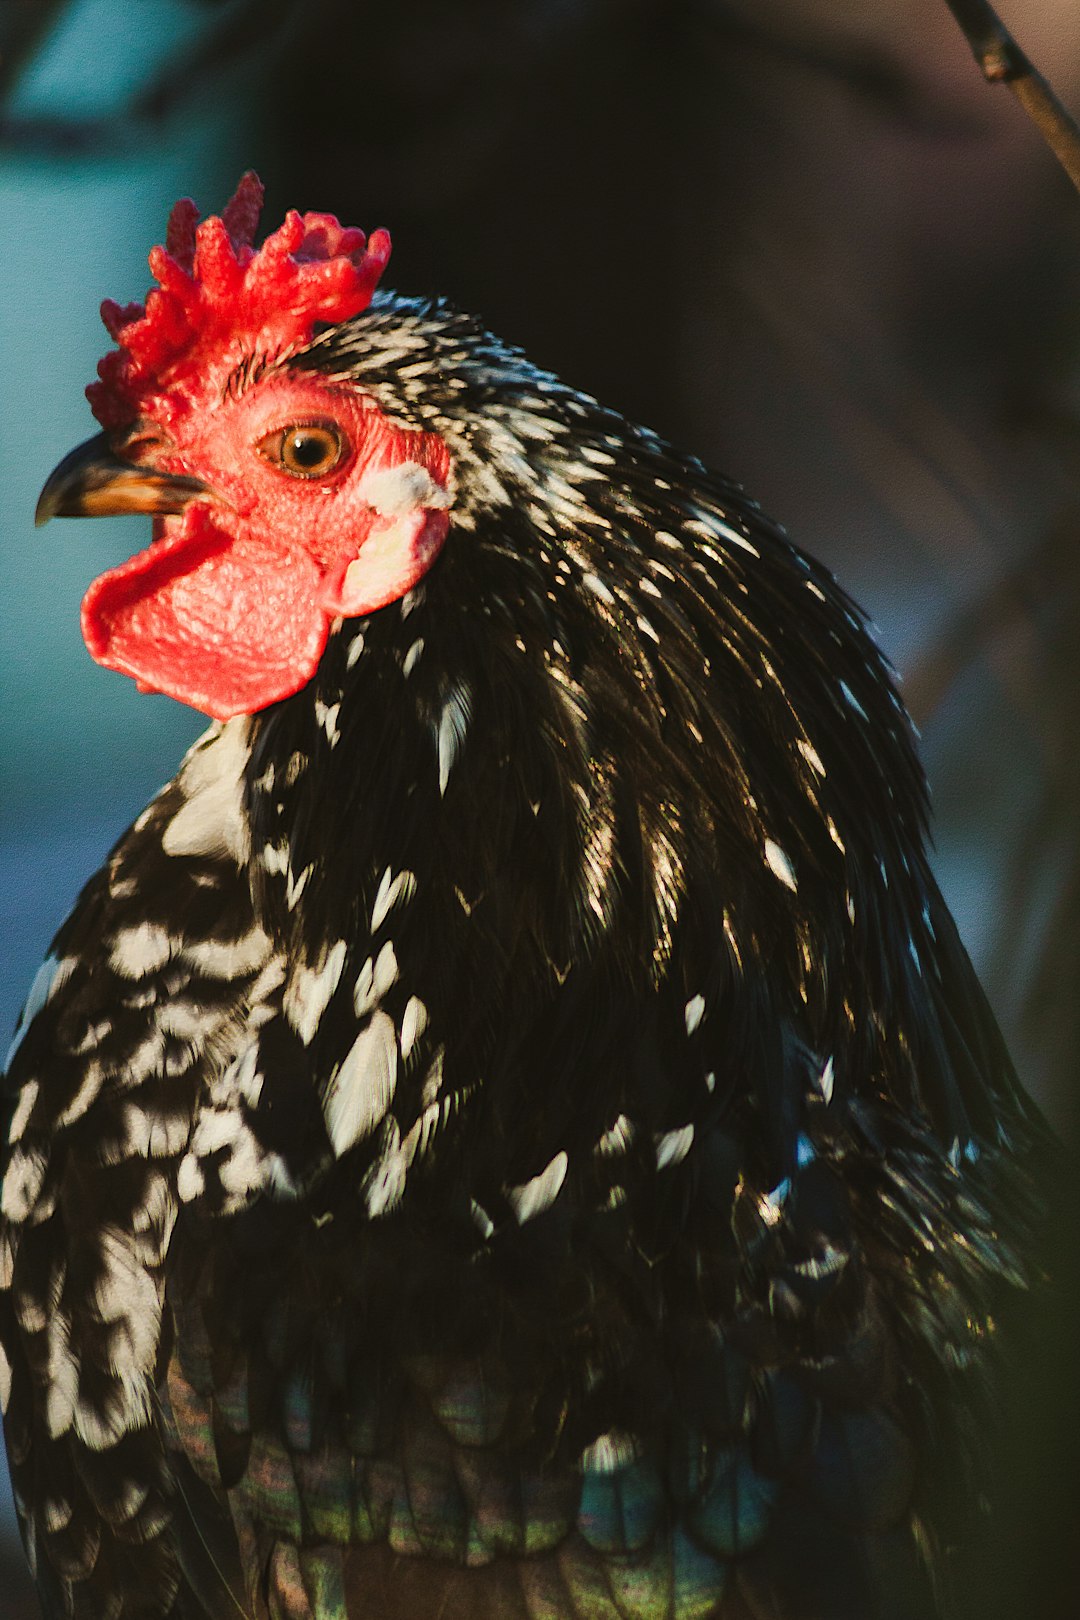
[3,1,1079,1610]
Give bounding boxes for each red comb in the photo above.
[88,172,391,429]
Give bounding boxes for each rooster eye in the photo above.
[257,421,346,480]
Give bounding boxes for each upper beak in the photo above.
[35,431,209,527]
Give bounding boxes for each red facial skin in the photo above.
[82,371,451,720]
[71,175,443,721]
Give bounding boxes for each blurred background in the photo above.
[1,0,1078,1611]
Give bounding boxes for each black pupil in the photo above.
[289,431,331,468]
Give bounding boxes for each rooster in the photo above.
[1,174,1057,1619]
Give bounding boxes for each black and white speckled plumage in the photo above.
[1,292,1058,1619]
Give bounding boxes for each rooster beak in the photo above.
[35,431,209,527]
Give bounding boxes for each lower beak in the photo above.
[35,431,209,527]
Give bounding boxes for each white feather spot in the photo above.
[125,1030,167,1083]
[285,863,313,911]
[684,994,706,1036]
[3,1149,53,1226]
[315,699,341,748]
[182,930,272,979]
[583,573,615,605]
[7,1080,39,1146]
[420,1046,444,1107]
[375,939,401,997]
[713,519,760,559]
[44,1344,78,1440]
[353,957,373,1016]
[399,1096,445,1166]
[403,637,425,677]
[162,718,251,862]
[346,630,366,669]
[324,1011,399,1157]
[353,941,399,1018]
[261,842,289,876]
[839,680,868,721]
[580,1430,638,1473]
[371,867,417,932]
[760,1178,790,1224]
[817,1055,835,1105]
[764,839,798,892]
[90,1225,160,1360]
[655,1124,695,1169]
[436,682,472,795]
[283,940,348,1046]
[797,739,826,777]
[160,999,211,1042]
[41,1496,72,1534]
[507,1150,568,1224]
[470,1198,494,1239]
[247,957,287,1009]
[363,1119,411,1217]
[110,924,172,980]
[400,996,428,1061]
[121,1100,191,1159]
[186,1107,242,1158]
[595,1114,634,1157]
[357,460,450,516]
[177,1156,205,1203]
[230,1043,265,1107]
[791,1241,848,1283]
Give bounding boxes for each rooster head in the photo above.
[35,173,452,720]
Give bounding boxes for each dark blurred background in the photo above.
[2,0,1078,1611]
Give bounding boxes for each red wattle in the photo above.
[81,508,331,720]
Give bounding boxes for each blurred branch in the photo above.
[944,0,1080,193]
[131,0,299,123]
[0,0,300,155]
[0,0,66,104]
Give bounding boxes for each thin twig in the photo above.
[943,0,1080,194]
